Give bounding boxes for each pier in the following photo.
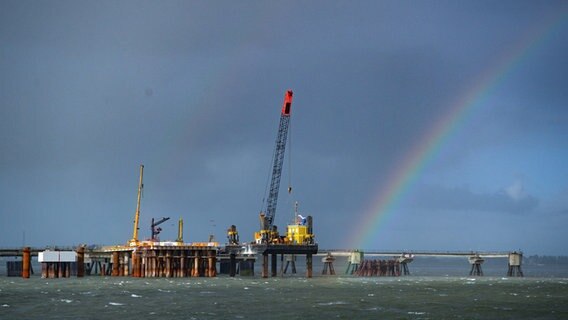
[317,249,524,277]
[2,247,524,278]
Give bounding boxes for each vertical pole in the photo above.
[49,263,56,278]
[165,250,172,278]
[141,252,146,278]
[134,251,139,277]
[306,254,313,278]
[180,250,186,277]
[112,251,119,276]
[292,259,297,274]
[229,253,236,277]
[58,262,64,278]
[76,246,85,277]
[193,252,200,277]
[22,247,31,279]
[271,254,277,277]
[147,251,152,278]
[262,253,269,278]
[208,250,216,277]
[123,252,130,276]
[151,251,157,277]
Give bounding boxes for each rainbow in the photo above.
[351,10,568,249]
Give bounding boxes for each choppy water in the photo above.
[1,275,567,319]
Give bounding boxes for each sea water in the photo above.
[1,257,567,319]
[1,276,567,319]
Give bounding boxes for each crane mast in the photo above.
[129,164,144,246]
[258,90,293,243]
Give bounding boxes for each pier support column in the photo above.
[146,252,151,277]
[49,262,57,278]
[322,253,336,275]
[346,251,363,274]
[193,252,201,277]
[140,252,146,277]
[229,253,236,277]
[58,262,65,278]
[469,255,484,276]
[165,251,172,277]
[151,252,157,277]
[271,254,277,277]
[112,252,119,276]
[76,246,85,278]
[283,255,297,274]
[180,250,187,277]
[22,247,31,279]
[41,262,48,278]
[507,252,524,277]
[132,250,141,277]
[306,253,313,278]
[123,252,130,276]
[208,250,216,277]
[262,253,269,278]
[401,262,410,275]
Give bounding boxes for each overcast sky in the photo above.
[1,1,567,255]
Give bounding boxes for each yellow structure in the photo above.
[286,224,312,244]
[176,217,184,243]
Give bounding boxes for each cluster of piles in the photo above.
[355,259,402,277]
[111,247,217,278]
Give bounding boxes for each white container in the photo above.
[38,251,77,262]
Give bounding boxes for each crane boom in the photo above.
[258,90,293,242]
[129,164,144,246]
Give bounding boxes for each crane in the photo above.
[256,90,293,244]
[151,217,171,241]
[129,164,144,246]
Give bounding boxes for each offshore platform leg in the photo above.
[22,247,31,279]
[76,246,85,278]
[306,254,313,278]
[229,253,236,277]
[262,253,269,278]
[271,254,277,277]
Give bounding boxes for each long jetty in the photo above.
[1,246,524,278]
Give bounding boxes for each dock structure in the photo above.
[103,244,219,278]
